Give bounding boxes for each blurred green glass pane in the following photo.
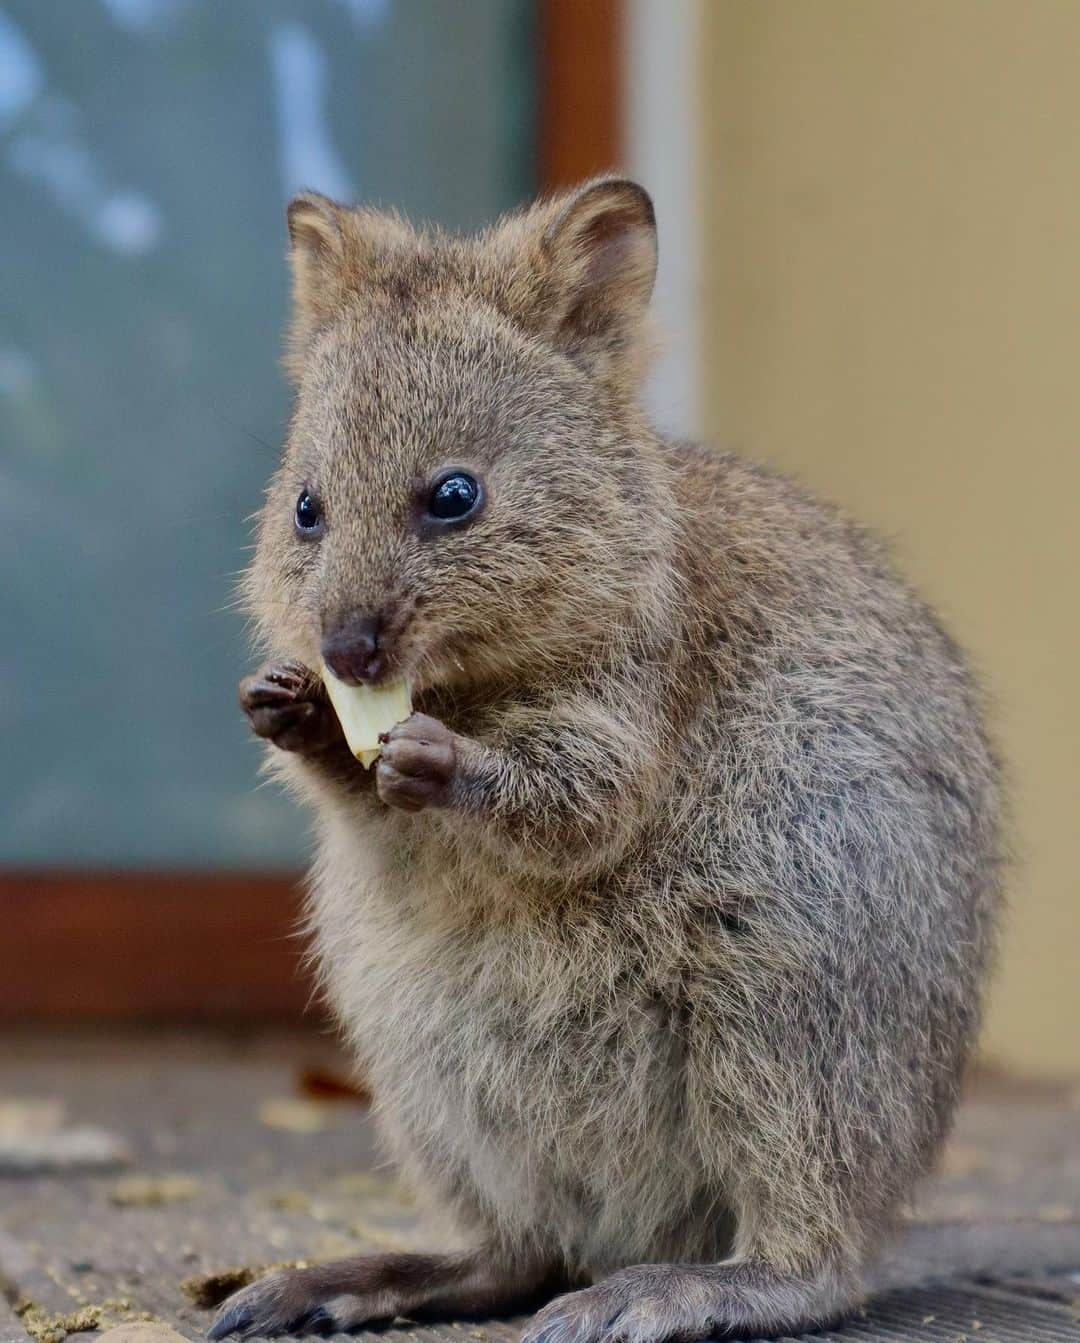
[0,0,536,868]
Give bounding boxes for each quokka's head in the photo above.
[246,177,677,692]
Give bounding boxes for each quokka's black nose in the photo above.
[321,611,386,684]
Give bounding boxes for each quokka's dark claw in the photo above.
[205,1305,252,1340]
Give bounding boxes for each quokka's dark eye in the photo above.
[427,471,482,523]
[294,489,324,535]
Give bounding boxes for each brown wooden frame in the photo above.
[1,871,310,1021]
[537,0,623,190]
[3,0,623,1023]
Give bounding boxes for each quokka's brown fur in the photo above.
[217,179,1072,1342]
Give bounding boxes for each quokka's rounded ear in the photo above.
[286,190,347,322]
[282,192,417,379]
[540,178,658,362]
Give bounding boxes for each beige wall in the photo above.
[701,2,1079,1078]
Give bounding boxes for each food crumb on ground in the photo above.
[15,1299,160,1343]
[257,1098,337,1133]
[178,1266,258,1309]
[108,1175,202,1207]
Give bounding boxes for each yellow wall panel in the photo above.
[701,1,1080,1078]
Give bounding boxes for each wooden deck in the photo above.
[1,1029,1077,1343]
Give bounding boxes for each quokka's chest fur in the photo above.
[306,814,729,1267]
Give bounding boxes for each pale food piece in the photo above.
[321,665,412,767]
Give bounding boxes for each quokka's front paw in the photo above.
[238,660,343,755]
[376,713,457,812]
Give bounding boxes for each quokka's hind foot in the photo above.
[518,1260,857,1343]
[208,1250,561,1339]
